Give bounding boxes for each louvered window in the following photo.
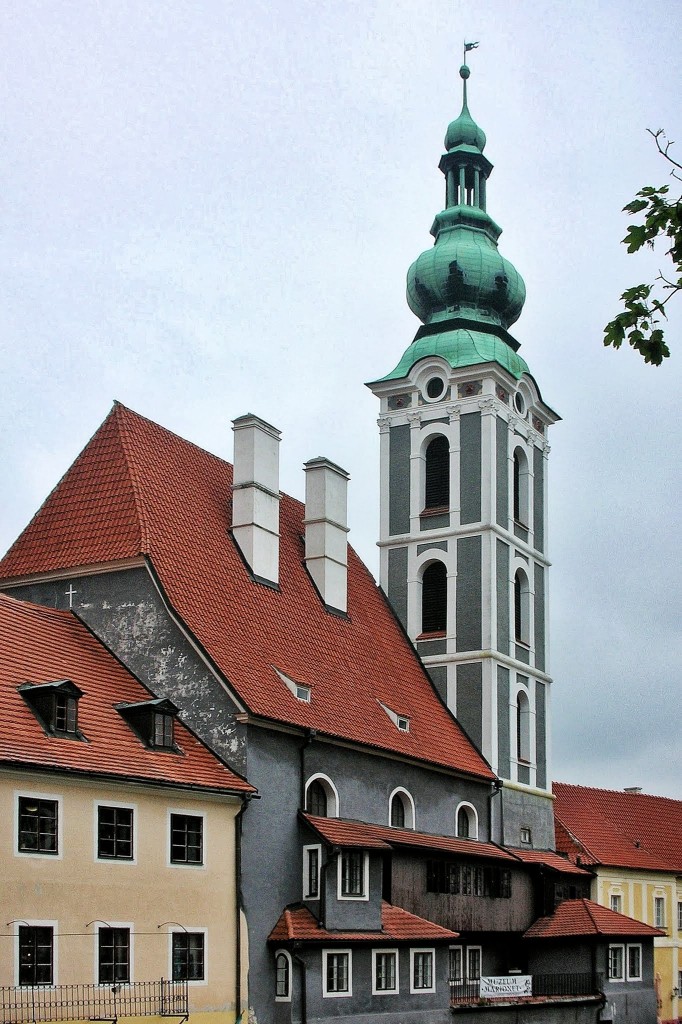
[421,562,447,633]
[424,436,449,510]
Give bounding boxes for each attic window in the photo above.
[379,702,410,734]
[275,668,312,704]
[116,698,179,752]
[19,680,84,740]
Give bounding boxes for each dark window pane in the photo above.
[305,780,327,817]
[153,713,174,748]
[275,953,289,998]
[306,848,319,898]
[425,436,449,509]
[19,927,53,986]
[97,807,133,859]
[18,798,58,854]
[170,814,203,864]
[390,795,405,828]
[54,694,78,734]
[341,851,364,896]
[172,933,204,981]
[98,928,130,984]
[422,561,447,633]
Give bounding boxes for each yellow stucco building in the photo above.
[555,782,682,1024]
[0,594,255,1024]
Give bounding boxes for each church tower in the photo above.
[367,59,560,847]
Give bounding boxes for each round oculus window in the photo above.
[514,391,526,415]
[425,377,445,400]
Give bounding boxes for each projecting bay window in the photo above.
[339,850,368,900]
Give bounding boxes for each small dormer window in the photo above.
[295,684,311,703]
[19,680,84,740]
[378,701,410,734]
[275,668,312,704]
[397,715,410,733]
[116,698,179,752]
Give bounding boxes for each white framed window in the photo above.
[304,774,339,818]
[96,922,133,985]
[466,946,482,981]
[15,791,63,860]
[448,945,463,982]
[303,844,321,900]
[372,949,399,995]
[410,948,435,993]
[654,895,665,929]
[15,920,58,987]
[627,944,642,982]
[170,928,207,984]
[95,801,137,864]
[455,802,478,839]
[167,809,205,868]
[388,787,415,830]
[610,893,622,914]
[608,944,625,982]
[520,825,532,845]
[678,901,682,932]
[322,949,351,997]
[338,850,369,901]
[275,949,292,1001]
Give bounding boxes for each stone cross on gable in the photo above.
[65,583,77,609]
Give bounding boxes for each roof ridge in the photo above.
[583,898,599,933]
[555,779,682,807]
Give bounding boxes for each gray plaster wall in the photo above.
[535,682,547,791]
[386,547,408,629]
[4,568,246,772]
[456,663,483,752]
[534,563,545,672]
[497,667,511,780]
[533,446,544,553]
[460,412,482,524]
[322,854,382,931]
[500,786,555,850]
[496,416,508,528]
[296,944,452,1024]
[389,424,411,535]
[496,539,510,654]
[456,535,482,651]
[427,665,447,704]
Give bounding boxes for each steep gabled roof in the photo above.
[0,592,253,794]
[504,846,591,877]
[553,782,682,873]
[523,899,665,940]
[0,403,493,781]
[268,901,459,943]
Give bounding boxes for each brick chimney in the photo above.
[303,457,350,613]
[231,414,281,586]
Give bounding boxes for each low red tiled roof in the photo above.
[268,901,459,943]
[506,846,591,876]
[302,814,517,862]
[0,404,493,782]
[524,899,665,940]
[0,593,254,794]
[553,782,682,873]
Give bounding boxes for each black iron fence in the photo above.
[450,973,603,1004]
[0,980,188,1024]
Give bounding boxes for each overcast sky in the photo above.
[1,0,680,798]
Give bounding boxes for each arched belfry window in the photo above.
[513,448,529,527]
[514,569,530,645]
[421,562,447,634]
[424,436,450,511]
[516,690,531,763]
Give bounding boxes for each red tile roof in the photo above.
[523,899,665,940]
[302,814,518,862]
[506,846,591,876]
[553,782,682,873]
[0,403,493,781]
[268,901,459,943]
[0,592,254,794]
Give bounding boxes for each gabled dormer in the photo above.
[19,679,84,739]
[116,697,180,751]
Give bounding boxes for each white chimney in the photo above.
[232,414,281,586]
[303,457,350,613]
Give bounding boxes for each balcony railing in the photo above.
[450,973,603,1005]
[0,980,188,1024]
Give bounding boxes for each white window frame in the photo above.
[626,944,642,982]
[654,895,666,929]
[608,943,625,983]
[167,808,206,869]
[94,800,138,866]
[372,948,399,995]
[14,919,58,987]
[274,949,292,1002]
[322,949,352,998]
[410,948,436,994]
[388,787,416,830]
[304,773,339,818]
[94,921,134,986]
[610,893,622,914]
[337,850,369,901]
[455,801,478,840]
[168,927,208,986]
[14,790,63,861]
[303,844,321,900]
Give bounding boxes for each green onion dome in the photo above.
[444,65,486,152]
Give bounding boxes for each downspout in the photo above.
[292,948,308,1024]
[235,793,257,1022]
